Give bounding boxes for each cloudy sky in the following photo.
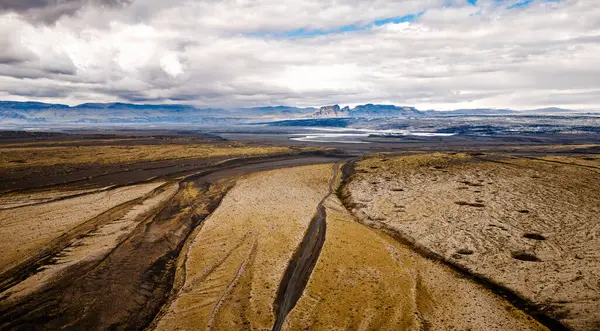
[0,0,599,109]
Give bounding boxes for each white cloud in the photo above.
[160,52,184,77]
[0,0,599,109]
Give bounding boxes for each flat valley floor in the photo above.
[0,133,598,330]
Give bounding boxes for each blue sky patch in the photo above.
[505,0,561,9]
[249,12,423,39]
[373,13,422,26]
[507,0,534,9]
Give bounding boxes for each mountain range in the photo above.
[0,101,592,125]
[0,101,316,124]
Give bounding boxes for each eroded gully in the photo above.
[272,163,339,331]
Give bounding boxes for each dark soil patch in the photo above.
[0,150,339,194]
[523,233,546,240]
[455,201,486,208]
[512,251,541,262]
[457,248,474,255]
[459,180,484,187]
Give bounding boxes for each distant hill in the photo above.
[311,104,422,118]
[529,107,574,114]
[423,107,592,116]
[0,101,314,124]
[352,104,421,117]
[423,108,516,116]
[231,106,316,117]
[0,101,225,124]
[0,101,70,110]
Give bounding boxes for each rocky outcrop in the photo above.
[312,103,422,118]
[312,105,350,118]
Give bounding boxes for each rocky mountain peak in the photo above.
[312,105,349,118]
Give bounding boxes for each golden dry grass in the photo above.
[0,138,144,148]
[538,154,600,168]
[490,144,600,153]
[0,143,301,173]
